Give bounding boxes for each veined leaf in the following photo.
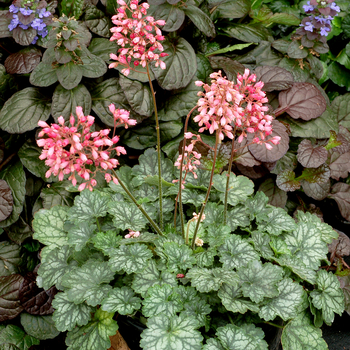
[162,242,196,271]
[0,324,39,349]
[20,314,60,340]
[67,222,97,251]
[257,207,296,235]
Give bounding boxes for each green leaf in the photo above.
[92,230,122,256]
[245,191,272,221]
[68,190,110,223]
[40,181,75,209]
[80,48,107,78]
[33,206,69,247]
[119,75,154,117]
[71,0,85,19]
[257,207,296,235]
[109,244,153,274]
[283,222,328,270]
[142,284,182,317]
[0,162,25,228]
[266,12,300,26]
[52,292,94,332]
[213,172,254,206]
[220,23,270,43]
[281,313,328,350]
[276,170,301,192]
[328,61,350,90]
[211,0,251,19]
[140,314,203,350]
[67,222,97,251]
[237,260,284,303]
[151,37,197,90]
[181,298,211,330]
[87,38,118,63]
[51,84,92,122]
[57,62,83,90]
[207,323,268,350]
[187,267,238,293]
[0,88,51,133]
[183,5,215,37]
[66,309,118,350]
[85,6,111,38]
[147,3,185,32]
[226,205,250,231]
[18,140,49,181]
[205,43,255,57]
[132,260,177,297]
[20,314,59,340]
[91,78,131,126]
[0,242,21,276]
[101,286,141,315]
[258,278,305,321]
[218,235,260,269]
[36,245,73,290]
[29,62,58,87]
[0,324,39,350]
[162,242,196,271]
[218,283,260,314]
[61,260,114,306]
[331,93,350,129]
[310,269,344,325]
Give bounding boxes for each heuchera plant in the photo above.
[31,3,345,349]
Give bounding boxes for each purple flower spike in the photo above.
[19,7,33,15]
[303,1,314,12]
[9,4,19,13]
[330,2,340,12]
[304,21,314,32]
[320,26,331,36]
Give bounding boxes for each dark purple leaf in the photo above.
[276,170,301,192]
[300,179,330,201]
[233,138,261,167]
[4,47,42,74]
[7,219,33,244]
[329,183,350,221]
[248,120,289,162]
[254,66,294,92]
[271,152,298,175]
[17,12,35,25]
[236,163,267,179]
[274,82,327,120]
[0,179,13,222]
[0,13,11,39]
[332,94,350,129]
[264,161,277,171]
[19,272,56,315]
[0,241,21,276]
[258,177,287,208]
[297,139,328,168]
[0,274,24,322]
[329,230,350,258]
[208,56,245,81]
[12,27,37,46]
[300,164,330,184]
[328,150,350,181]
[333,126,350,154]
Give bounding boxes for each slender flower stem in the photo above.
[146,61,163,230]
[191,130,220,250]
[111,169,164,236]
[223,126,237,225]
[175,105,198,239]
[96,218,101,232]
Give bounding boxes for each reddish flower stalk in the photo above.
[37,105,136,191]
[109,0,168,76]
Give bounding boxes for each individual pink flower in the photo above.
[125,230,141,238]
[37,107,136,191]
[109,0,168,76]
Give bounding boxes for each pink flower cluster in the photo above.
[194,69,280,149]
[125,230,140,238]
[37,106,136,191]
[109,0,168,76]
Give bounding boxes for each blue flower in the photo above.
[31,36,39,44]
[330,2,340,12]
[36,8,51,18]
[31,18,46,31]
[303,1,314,12]
[320,26,331,36]
[8,15,19,31]
[19,23,29,30]
[9,4,19,13]
[314,16,332,25]
[304,21,314,32]
[38,28,48,38]
[19,7,33,15]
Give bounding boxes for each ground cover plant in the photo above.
[1,0,350,349]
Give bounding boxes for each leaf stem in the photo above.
[111,169,164,236]
[191,130,220,250]
[96,218,101,232]
[146,61,163,230]
[263,321,284,329]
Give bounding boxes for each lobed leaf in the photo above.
[20,314,60,340]
[257,207,296,235]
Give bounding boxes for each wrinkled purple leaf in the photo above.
[0,179,13,222]
[12,27,37,46]
[276,170,301,192]
[333,94,350,129]
[5,47,42,74]
[0,274,24,322]
[19,272,56,315]
[301,179,330,201]
[236,163,268,179]
[297,139,328,168]
[329,183,350,221]
[274,82,327,120]
[271,151,298,175]
[338,275,350,316]
[301,164,330,184]
[258,177,287,208]
[254,66,294,92]
[333,126,350,154]
[248,120,289,162]
[208,56,245,81]
[328,150,350,181]
[329,230,350,258]
[233,138,261,167]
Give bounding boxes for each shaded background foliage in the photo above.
[0,0,350,348]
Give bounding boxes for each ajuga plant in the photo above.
[31,3,345,349]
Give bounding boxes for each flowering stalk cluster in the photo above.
[195,70,280,148]
[125,230,141,239]
[8,0,52,44]
[109,0,168,76]
[37,105,136,191]
[297,0,340,40]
